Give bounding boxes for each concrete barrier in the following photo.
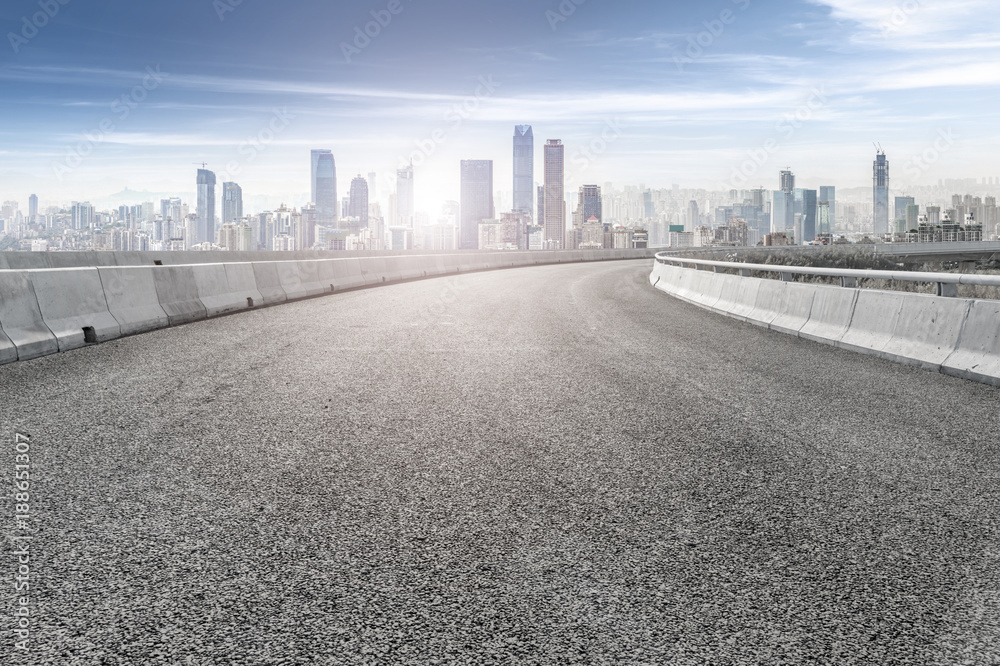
[152,266,208,326]
[942,300,1000,386]
[192,264,261,317]
[329,258,366,290]
[838,290,905,357]
[799,286,858,345]
[727,277,763,322]
[0,272,58,361]
[29,269,121,351]
[251,262,287,305]
[769,282,815,336]
[275,261,308,300]
[880,295,971,371]
[98,266,169,336]
[296,261,328,297]
[747,281,787,329]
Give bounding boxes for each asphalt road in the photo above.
[2,259,999,665]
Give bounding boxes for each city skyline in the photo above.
[1,0,998,215]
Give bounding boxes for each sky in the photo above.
[0,0,997,215]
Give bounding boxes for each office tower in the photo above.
[28,194,37,222]
[577,185,602,226]
[687,200,699,230]
[71,201,94,230]
[397,162,414,228]
[367,172,377,200]
[779,170,795,193]
[460,160,494,250]
[543,140,565,248]
[819,186,835,228]
[349,175,370,226]
[643,190,654,218]
[750,188,765,208]
[513,125,534,221]
[894,196,915,233]
[311,150,338,222]
[793,189,817,243]
[196,168,216,244]
[873,150,890,235]
[817,201,831,236]
[222,182,243,226]
[926,206,941,225]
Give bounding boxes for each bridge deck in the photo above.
[2,259,998,664]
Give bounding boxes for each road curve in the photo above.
[2,259,999,665]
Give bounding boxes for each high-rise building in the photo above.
[311,149,337,222]
[537,185,545,229]
[28,194,38,222]
[779,170,795,193]
[576,185,602,227]
[222,182,243,226]
[543,140,565,248]
[817,201,831,236]
[71,201,95,230]
[349,175,370,226]
[197,168,217,244]
[793,189,817,244]
[397,162,414,228]
[819,186,835,229]
[873,150,890,235]
[687,200,699,231]
[894,196,915,233]
[460,160,494,250]
[367,172,377,201]
[513,125,534,221]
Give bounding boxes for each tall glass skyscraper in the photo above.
[874,151,890,236]
[311,150,337,223]
[793,188,818,244]
[196,168,216,244]
[397,163,414,228]
[349,175,369,227]
[222,182,243,225]
[513,125,534,221]
[543,140,565,248]
[460,160,494,250]
[819,185,835,231]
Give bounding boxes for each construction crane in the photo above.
[193,162,209,169]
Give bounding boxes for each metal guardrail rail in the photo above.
[654,252,1000,298]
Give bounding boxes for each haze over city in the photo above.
[2,0,999,215]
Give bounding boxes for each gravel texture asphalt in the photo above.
[2,258,999,665]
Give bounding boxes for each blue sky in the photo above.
[1,0,997,213]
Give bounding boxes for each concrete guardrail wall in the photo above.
[649,260,1000,388]
[0,249,655,365]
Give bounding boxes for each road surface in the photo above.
[2,259,999,664]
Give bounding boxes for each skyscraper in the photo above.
[874,150,890,235]
[578,185,602,225]
[311,150,337,222]
[819,186,835,230]
[773,169,796,233]
[794,188,817,244]
[197,168,216,244]
[543,140,565,248]
[688,200,699,230]
[222,182,243,225]
[460,160,494,250]
[513,125,534,221]
[349,175,370,226]
[894,196,915,232]
[28,194,37,222]
[397,162,414,228]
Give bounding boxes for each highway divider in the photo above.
[0,249,656,365]
[650,259,1000,388]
